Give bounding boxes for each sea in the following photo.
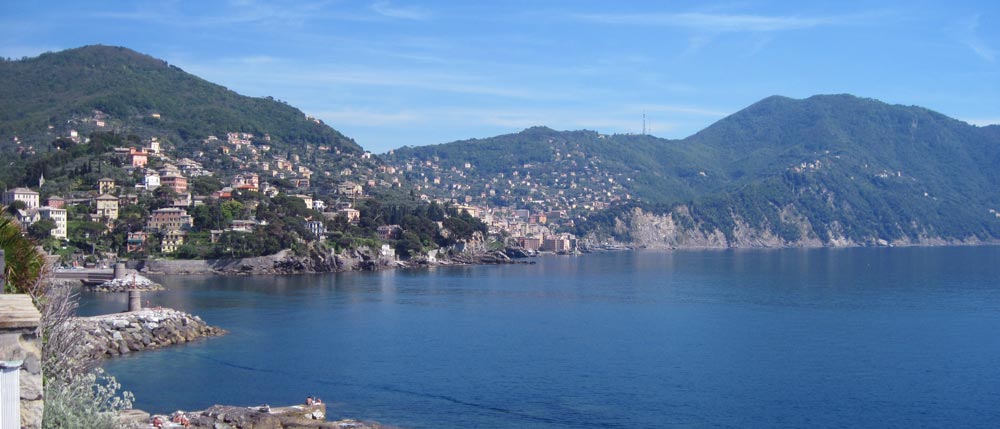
[79,246,1000,428]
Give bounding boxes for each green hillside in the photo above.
[0,45,361,155]
[386,95,1000,245]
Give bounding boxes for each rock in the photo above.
[20,369,43,401]
[21,399,43,429]
[173,403,386,429]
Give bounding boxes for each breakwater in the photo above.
[70,308,225,359]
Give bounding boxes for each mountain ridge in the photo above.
[0,45,362,155]
[385,94,1000,246]
[3,45,999,248]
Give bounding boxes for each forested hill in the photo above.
[0,45,361,155]
[385,95,1000,246]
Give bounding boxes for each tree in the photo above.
[0,207,47,296]
[28,218,56,240]
[395,231,424,257]
[189,175,223,195]
[8,200,27,211]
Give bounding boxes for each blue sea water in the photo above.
[81,247,1000,428]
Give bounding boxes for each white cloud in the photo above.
[313,108,422,126]
[575,12,834,32]
[961,15,996,62]
[181,57,560,100]
[964,117,1000,127]
[371,1,429,20]
[94,1,340,28]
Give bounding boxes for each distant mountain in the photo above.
[386,95,1000,247]
[0,45,361,155]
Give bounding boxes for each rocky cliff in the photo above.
[590,206,994,249]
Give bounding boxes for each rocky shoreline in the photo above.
[128,246,534,276]
[70,308,225,359]
[122,403,388,429]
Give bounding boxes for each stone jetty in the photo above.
[89,274,164,292]
[70,308,225,359]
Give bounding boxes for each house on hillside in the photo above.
[147,208,193,232]
[338,208,360,224]
[46,196,65,209]
[337,181,363,197]
[127,231,148,253]
[377,225,401,241]
[129,148,148,167]
[38,207,67,239]
[98,177,116,194]
[306,220,326,239]
[95,194,119,220]
[160,172,188,194]
[161,230,186,253]
[2,187,40,209]
[144,170,161,190]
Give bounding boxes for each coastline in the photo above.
[125,246,535,276]
[123,238,1000,277]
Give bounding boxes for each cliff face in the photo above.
[593,206,991,249]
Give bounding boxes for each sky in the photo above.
[2,1,998,153]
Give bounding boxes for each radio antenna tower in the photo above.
[642,111,646,135]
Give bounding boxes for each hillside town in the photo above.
[383,134,637,224]
[5,126,580,266]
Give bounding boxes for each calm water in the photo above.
[80,247,1000,428]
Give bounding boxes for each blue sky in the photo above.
[2,1,998,153]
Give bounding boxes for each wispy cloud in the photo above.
[575,12,835,32]
[961,15,996,62]
[312,103,724,137]
[180,58,551,100]
[371,1,430,20]
[313,108,422,126]
[94,0,342,28]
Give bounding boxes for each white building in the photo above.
[2,187,40,209]
[144,170,161,190]
[37,207,68,239]
[306,220,326,239]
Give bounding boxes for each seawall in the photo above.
[70,308,225,359]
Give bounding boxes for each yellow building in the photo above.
[161,230,186,253]
[98,177,116,194]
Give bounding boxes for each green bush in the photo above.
[43,368,134,429]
